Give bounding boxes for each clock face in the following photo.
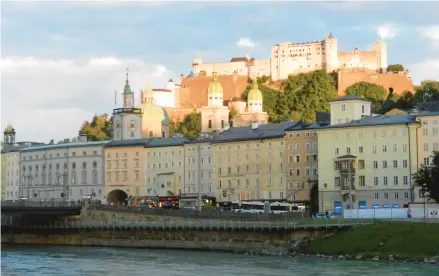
[128,120,137,131]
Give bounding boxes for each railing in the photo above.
[87,204,311,221]
[1,200,83,208]
[0,217,373,230]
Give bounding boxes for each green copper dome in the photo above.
[247,78,263,101]
[207,71,223,95]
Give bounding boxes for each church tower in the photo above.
[112,70,143,141]
[247,78,263,113]
[200,70,230,134]
[3,124,16,145]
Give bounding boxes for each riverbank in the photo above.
[295,221,439,264]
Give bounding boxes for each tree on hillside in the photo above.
[345,82,387,102]
[79,113,112,141]
[173,112,201,139]
[386,64,405,73]
[413,80,439,103]
[414,151,439,203]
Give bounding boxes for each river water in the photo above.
[1,246,438,276]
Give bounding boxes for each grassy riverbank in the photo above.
[299,221,439,260]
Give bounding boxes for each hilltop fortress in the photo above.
[190,33,413,96]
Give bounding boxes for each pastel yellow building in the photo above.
[284,122,321,207]
[211,121,294,204]
[145,138,188,202]
[104,139,148,204]
[317,96,420,213]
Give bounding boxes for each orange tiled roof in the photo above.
[230,57,248,62]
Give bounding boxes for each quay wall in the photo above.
[1,226,338,254]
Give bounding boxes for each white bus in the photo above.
[232,201,270,214]
[270,201,305,214]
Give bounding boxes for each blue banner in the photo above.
[359,201,367,209]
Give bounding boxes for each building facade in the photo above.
[212,121,293,204]
[104,139,148,204]
[19,140,108,202]
[317,96,420,212]
[182,140,215,206]
[284,122,320,205]
[2,148,20,200]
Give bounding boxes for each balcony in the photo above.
[340,184,356,193]
[339,167,356,174]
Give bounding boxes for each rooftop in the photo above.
[20,141,110,152]
[286,121,324,131]
[145,137,189,148]
[213,121,296,144]
[328,95,372,103]
[322,114,418,130]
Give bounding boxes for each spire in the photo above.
[123,68,133,94]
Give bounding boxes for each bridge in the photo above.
[1,201,82,216]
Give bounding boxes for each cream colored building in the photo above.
[200,71,230,134]
[19,137,108,202]
[145,138,188,198]
[192,34,387,81]
[284,122,320,204]
[181,140,215,206]
[104,139,148,203]
[212,121,294,203]
[317,96,420,212]
[229,78,269,127]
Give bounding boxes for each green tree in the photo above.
[79,113,112,141]
[413,80,439,103]
[174,112,201,139]
[386,64,405,73]
[414,151,439,203]
[345,82,387,101]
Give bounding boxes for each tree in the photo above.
[414,151,439,203]
[173,112,201,139]
[413,80,439,103]
[79,113,112,141]
[345,82,387,102]
[386,64,405,73]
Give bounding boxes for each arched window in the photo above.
[208,120,212,128]
[221,120,224,128]
[82,162,87,169]
[93,161,97,169]
[92,170,98,184]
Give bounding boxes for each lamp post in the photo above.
[23,173,33,202]
[61,172,68,201]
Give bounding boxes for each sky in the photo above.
[1,0,439,143]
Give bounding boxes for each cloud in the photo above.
[237,37,255,49]
[408,59,439,85]
[376,23,397,40]
[1,56,173,143]
[420,25,439,48]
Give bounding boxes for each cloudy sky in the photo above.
[1,0,439,143]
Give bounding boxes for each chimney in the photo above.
[78,134,88,142]
[180,73,184,83]
[251,121,259,130]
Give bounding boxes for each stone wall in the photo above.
[1,227,336,255]
[337,69,414,96]
[83,205,310,222]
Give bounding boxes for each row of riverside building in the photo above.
[2,95,438,212]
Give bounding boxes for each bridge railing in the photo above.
[1,216,374,229]
[1,200,82,208]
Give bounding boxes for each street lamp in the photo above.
[61,172,68,200]
[23,173,33,201]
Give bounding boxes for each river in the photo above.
[1,246,438,276]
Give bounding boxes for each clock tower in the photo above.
[112,70,143,141]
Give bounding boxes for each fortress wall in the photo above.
[337,70,414,96]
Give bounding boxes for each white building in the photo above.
[3,147,20,200]
[19,137,108,202]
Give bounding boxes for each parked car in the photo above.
[315,212,336,219]
[183,205,197,211]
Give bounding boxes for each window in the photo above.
[335,148,339,155]
[404,192,409,199]
[359,176,365,186]
[373,177,378,186]
[393,144,397,152]
[208,120,212,128]
[402,144,408,152]
[358,160,365,169]
[372,145,377,153]
[383,176,388,186]
[393,176,398,185]
[384,192,388,199]
[341,104,346,112]
[393,160,398,168]
[334,177,341,188]
[374,193,379,200]
[373,161,378,169]
[382,145,387,152]
[358,146,363,153]
[403,176,408,185]
[346,147,351,154]
[394,192,399,199]
[383,161,387,168]
[403,160,408,168]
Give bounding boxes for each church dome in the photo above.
[140,103,170,126]
[207,71,223,95]
[247,78,263,101]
